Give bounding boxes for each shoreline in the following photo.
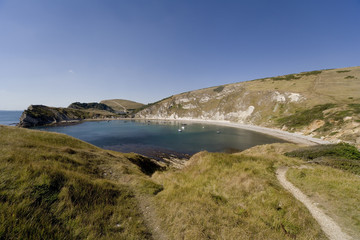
[23,116,332,146]
[131,117,331,146]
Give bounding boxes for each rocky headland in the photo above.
[18,104,119,128]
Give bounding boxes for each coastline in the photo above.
[22,116,332,146]
[132,117,331,146]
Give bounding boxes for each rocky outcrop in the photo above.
[18,105,117,128]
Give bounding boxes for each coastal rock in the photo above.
[18,105,117,128]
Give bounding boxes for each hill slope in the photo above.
[136,66,360,146]
[101,99,144,113]
[2,126,337,239]
[0,125,166,239]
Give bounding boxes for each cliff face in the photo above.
[18,105,118,128]
[136,67,360,145]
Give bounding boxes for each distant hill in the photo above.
[68,102,115,112]
[136,66,360,146]
[101,99,144,113]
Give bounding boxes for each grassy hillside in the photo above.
[0,125,158,239]
[135,66,360,146]
[287,163,360,237]
[2,125,360,239]
[100,99,144,112]
[151,148,327,239]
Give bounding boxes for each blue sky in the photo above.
[0,0,359,110]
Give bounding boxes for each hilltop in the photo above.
[136,66,360,146]
[100,99,144,114]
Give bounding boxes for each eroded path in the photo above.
[276,167,352,240]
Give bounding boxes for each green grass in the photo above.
[348,103,360,114]
[271,74,301,81]
[337,70,351,73]
[0,126,154,239]
[277,103,336,129]
[270,70,322,81]
[152,150,326,239]
[287,166,360,238]
[213,85,225,93]
[299,70,322,76]
[285,143,360,174]
[345,75,355,79]
[133,96,173,114]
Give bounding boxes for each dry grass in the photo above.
[287,166,360,238]
[0,125,155,239]
[151,148,327,239]
[100,99,144,112]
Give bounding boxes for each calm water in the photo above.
[36,120,286,158]
[0,111,22,126]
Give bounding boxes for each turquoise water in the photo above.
[37,120,286,158]
[0,111,22,126]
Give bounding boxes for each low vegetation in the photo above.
[277,103,336,128]
[151,150,326,239]
[271,74,301,81]
[271,70,322,81]
[337,70,351,73]
[100,99,144,113]
[213,85,225,93]
[68,102,115,112]
[276,102,360,142]
[0,126,157,239]
[2,124,360,239]
[133,96,173,114]
[285,143,360,174]
[284,142,360,237]
[287,165,360,238]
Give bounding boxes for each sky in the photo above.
[0,0,359,110]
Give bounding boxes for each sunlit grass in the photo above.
[287,166,360,238]
[0,126,152,239]
[152,150,326,239]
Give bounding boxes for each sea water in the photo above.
[36,119,286,158]
[0,111,22,126]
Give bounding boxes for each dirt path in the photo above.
[135,193,168,240]
[112,101,127,112]
[276,167,352,240]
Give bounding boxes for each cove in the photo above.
[36,119,287,159]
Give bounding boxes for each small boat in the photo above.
[216,130,221,134]
[178,129,182,132]
[181,126,185,130]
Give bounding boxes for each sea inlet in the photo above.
[35,119,287,160]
